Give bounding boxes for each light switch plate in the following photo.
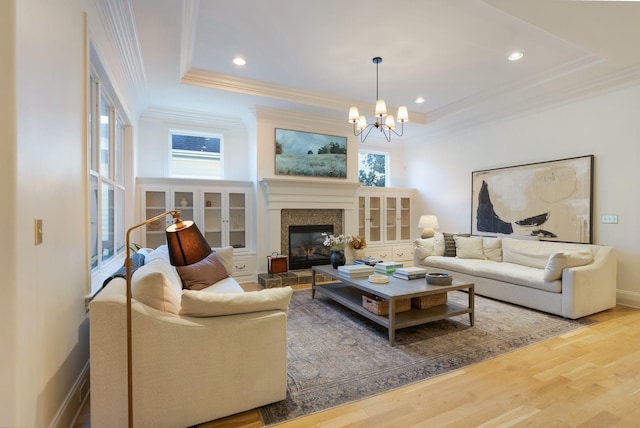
[34,219,43,245]
[601,215,618,224]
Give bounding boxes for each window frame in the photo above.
[88,54,128,297]
[358,149,390,188]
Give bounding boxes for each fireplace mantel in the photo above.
[260,178,362,210]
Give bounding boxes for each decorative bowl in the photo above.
[426,272,453,285]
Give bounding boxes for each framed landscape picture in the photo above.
[275,128,347,178]
[471,155,594,243]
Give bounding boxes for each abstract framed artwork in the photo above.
[275,128,347,178]
[471,155,594,243]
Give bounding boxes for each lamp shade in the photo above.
[348,106,360,123]
[165,220,211,266]
[418,215,439,229]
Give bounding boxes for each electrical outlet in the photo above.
[601,215,618,224]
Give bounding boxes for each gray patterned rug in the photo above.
[259,290,594,426]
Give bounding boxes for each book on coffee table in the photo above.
[393,266,428,280]
[374,261,403,274]
[338,264,375,278]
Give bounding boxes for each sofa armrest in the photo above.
[90,278,288,428]
[561,246,617,318]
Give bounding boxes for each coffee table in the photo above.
[312,264,474,345]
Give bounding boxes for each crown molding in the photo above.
[179,0,199,78]
[141,105,245,128]
[182,68,428,125]
[93,0,147,94]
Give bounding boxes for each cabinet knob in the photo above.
[234,264,246,270]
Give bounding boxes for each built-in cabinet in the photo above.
[358,187,415,266]
[138,177,256,282]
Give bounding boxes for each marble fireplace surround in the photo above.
[260,178,361,258]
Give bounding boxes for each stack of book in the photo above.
[374,261,403,274]
[392,266,428,280]
[353,257,382,266]
[338,264,376,278]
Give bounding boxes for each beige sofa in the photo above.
[90,246,293,428]
[414,234,617,319]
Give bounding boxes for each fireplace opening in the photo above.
[288,224,333,270]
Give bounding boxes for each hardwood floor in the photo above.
[76,286,640,427]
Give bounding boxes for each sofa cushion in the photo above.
[131,258,183,314]
[454,236,486,260]
[414,238,435,259]
[482,237,502,262]
[502,238,556,269]
[443,233,470,257]
[419,256,494,276]
[180,287,294,317]
[543,251,593,281]
[145,245,235,274]
[176,252,229,290]
[433,232,445,256]
[475,262,562,293]
[200,276,244,293]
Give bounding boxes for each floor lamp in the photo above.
[124,210,211,428]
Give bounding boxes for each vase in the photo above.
[330,250,346,269]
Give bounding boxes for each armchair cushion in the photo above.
[131,259,183,314]
[177,252,229,290]
[180,287,294,317]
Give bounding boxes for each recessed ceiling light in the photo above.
[232,57,246,66]
[414,97,426,104]
[508,52,524,61]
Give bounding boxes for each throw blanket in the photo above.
[97,252,146,294]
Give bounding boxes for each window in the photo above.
[358,150,389,187]
[170,130,222,179]
[88,50,127,293]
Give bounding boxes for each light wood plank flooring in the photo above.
[77,284,640,428]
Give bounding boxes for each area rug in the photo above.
[258,289,594,426]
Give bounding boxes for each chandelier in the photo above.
[349,57,409,143]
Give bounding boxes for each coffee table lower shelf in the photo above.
[313,282,473,345]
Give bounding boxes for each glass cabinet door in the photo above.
[399,197,411,240]
[173,190,195,222]
[203,192,223,248]
[228,192,246,249]
[144,190,168,248]
[358,196,366,238]
[369,196,382,244]
[385,196,397,241]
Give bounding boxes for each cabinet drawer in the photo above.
[393,245,414,262]
[231,254,256,282]
[364,247,392,261]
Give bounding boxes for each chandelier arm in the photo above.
[389,121,405,137]
[380,125,392,142]
[360,124,376,143]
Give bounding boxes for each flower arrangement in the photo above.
[322,233,353,251]
[349,235,367,250]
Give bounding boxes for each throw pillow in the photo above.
[212,246,234,274]
[414,238,435,259]
[482,237,502,262]
[131,259,183,314]
[454,236,486,260]
[543,251,594,281]
[433,232,445,256]
[443,233,471,257]
[176,252,229,290]
[180,287,294,317]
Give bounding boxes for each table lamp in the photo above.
[124,210,211,427]
[418,215,440,238]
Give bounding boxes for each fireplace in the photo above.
[288,225,333,270]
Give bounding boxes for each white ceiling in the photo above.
[128,0,640,138]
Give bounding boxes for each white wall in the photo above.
[1,0,140,426]
[137,108,251,180]
[404,84,640,306]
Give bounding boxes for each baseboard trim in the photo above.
[617,289,640,309]
[49,361,90,428]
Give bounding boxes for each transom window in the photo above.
[170,130,222,179]
[358,150,389,187]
